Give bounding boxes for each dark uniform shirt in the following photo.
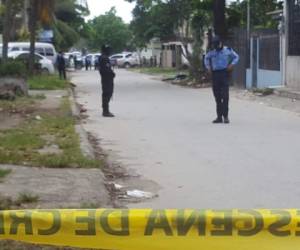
[99,55,115,79]
[56,54,65,69]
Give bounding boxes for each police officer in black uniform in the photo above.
[204,36,239,124]
[56,51,66,80]
[98,45,115,117]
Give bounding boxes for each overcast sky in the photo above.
[86,0,236,23]
[86,0,135,23]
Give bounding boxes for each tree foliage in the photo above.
[53,0,90,50]
[88,8,132,53]
[227,0,283,30]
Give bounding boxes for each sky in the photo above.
[86,0,135,23]
[86,0,237,23]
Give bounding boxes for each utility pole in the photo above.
[247,0,251,43]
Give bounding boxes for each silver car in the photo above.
[110,53,140,68]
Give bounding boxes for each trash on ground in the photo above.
[126,189,155,199]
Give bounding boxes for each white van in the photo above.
[0,42,57,63]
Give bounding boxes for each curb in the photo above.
[274,88,300,101]
[68,88,95,159]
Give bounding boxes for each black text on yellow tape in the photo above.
[1,209,300,249]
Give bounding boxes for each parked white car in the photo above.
[110,52,140,68]
[0,42,57,64]
[8,51,55,74]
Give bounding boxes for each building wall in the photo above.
[286,56,300,90]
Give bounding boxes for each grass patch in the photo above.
[0,192,38,210]
[80,202,101,209]
[130,67,187,77]
[0,98,102,168]
[28,75,69,90]
[0,169,11,179]
[0,195,13,210]
[16,192,39,204]
[252,88,274,96]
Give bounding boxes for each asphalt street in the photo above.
[72,69,300,209]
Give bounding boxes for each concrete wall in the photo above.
[162,50,173,68]
[286,56,300,90]
[246,69,282,89]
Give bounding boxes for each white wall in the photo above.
[286,56,300,90]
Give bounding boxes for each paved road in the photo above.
[73,69,300,209]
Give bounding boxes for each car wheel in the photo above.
[42,68,49,75]
[124,62,131,68]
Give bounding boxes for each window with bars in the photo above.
[288,0,300,55]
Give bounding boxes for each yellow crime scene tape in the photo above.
[1,209,300,249]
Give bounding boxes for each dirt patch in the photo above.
[0,240,102,250]
[30,90,68,110]
[233,89,300,115]
[87,133,160,208]
[0,112,23,130]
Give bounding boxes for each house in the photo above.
[137,38,162,66]
[161,41,191,68]
[283,0,300,90]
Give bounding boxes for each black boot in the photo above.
[103,111,115,117]
[212,117,223,124]
[223,117,230,124]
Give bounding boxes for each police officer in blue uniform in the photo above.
[98,45,115,117]
[204,36,239,124]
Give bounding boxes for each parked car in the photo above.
[110,52,140,68]
[8,51,55,74]
[0,42,57,64]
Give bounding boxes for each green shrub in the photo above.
[0,60,27,77]
[28,75,68,90]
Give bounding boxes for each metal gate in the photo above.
[226,28,248,88]
[246,33,283,89]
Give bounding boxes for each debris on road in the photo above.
[126,189,156,199]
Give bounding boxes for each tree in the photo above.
[88,8,132,53]
[127,0,211,80]
[27,0,56,73]
[2,0,13,62]
[54,0,90,50]
[1,0,23,62]
[227,0,282,30]
[213,0,226,39]
[129,1,178,47]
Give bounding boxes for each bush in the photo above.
[0,60,27,77]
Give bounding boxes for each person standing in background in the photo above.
[98,45,115,117]
[56,51,66,80]
[204,36,239,124]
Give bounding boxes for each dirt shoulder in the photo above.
[0,90,110,210]
[233,88,300,115]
